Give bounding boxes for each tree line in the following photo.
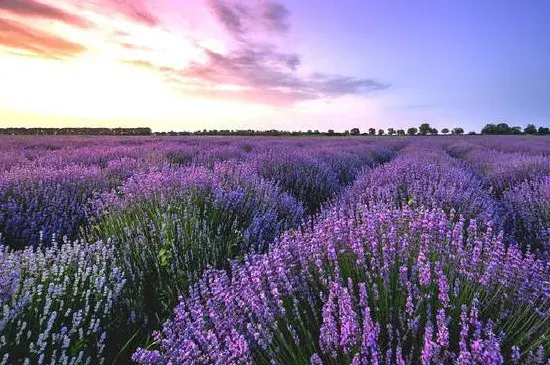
[0,127,152,136]
[344,122,549,136]
[480,123,549,135]
[0,123,548,136]
[164,122,548,136]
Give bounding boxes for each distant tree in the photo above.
[441,128,449,134]
[430,128,438,135]
[524,124,537,135]
[468,131,477,135]
[387,128,395,135]
[327,129,335,135]
[368,128,376,135]
[537,126,549,135]
[407,127,418,136]
[481,124,498,135]
[350,128,360,135]
[377,129,384,136]
[496,123,511,135]
[452,127,464,135]
[344,130,350,135]
[511,126,522,135]
[396,129,405,136]
[419,123,432,135]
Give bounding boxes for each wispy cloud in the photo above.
[0,18,86,59]
[97,0,159,27]
[0,0,90,28]
[0,0,161,60]
[1,0,387,107]
[207,0,290,38]
[176,46,388,106]
[124,0,389,107]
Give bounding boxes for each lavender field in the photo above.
[1,135,549,364]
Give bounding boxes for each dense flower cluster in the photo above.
[503,176,550,253]
[0,165,110,248]
[343,143,501,227]
[1,135,549,364]
[446,141,550,195]
[0,137,401,248]
[0,239,125,364]
[133,207,550,364]
[447,139,550,250]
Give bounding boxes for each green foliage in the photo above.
[91,192,244,361]
[419,123,432,135]
[165,151,192,165]
[0,241,125,364]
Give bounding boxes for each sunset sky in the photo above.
[0,0,549,132]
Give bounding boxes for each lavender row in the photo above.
[133,206,550,364]
[0,137,401,248]
[342,141,502,228]
[87,141,401,360]
[0,239,125,364]
[446,140,550,252]
[503,177,550,254]
[446,140,550,196]
[1,136,549,364]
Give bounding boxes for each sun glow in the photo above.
[0,0,256,129]
[0,50,271,129]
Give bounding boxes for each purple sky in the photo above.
[0,0,549,132]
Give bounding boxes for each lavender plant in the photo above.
[0,165,110,248]
[90,162,304,361]
[133,206,550,364]
[0,239,125,364]
[446,142,550,196]
[1,135,549,365]
[343,144,501,228]
[503,176,550,254]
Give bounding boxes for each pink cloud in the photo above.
[0,18,86,59]
[0,0,91,27]
[98,0,159,27]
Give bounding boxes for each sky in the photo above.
[0,0,549,132]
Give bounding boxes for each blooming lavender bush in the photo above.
[1,135,549,365]
[133,206,550,364]
[0,239,125,364]
[504,176,550,254]
[94,161,305,251]
[90,162,305,360]
[92,192,245,360]
[0,165,111,248]
[255,142,397,216]
[343,144,502,229]
[447,142,550,196]
[256,153,341,215]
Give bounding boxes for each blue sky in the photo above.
[286,0,550,131]
[0,0,548,131]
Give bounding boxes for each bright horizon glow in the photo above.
[1,0,549,132]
